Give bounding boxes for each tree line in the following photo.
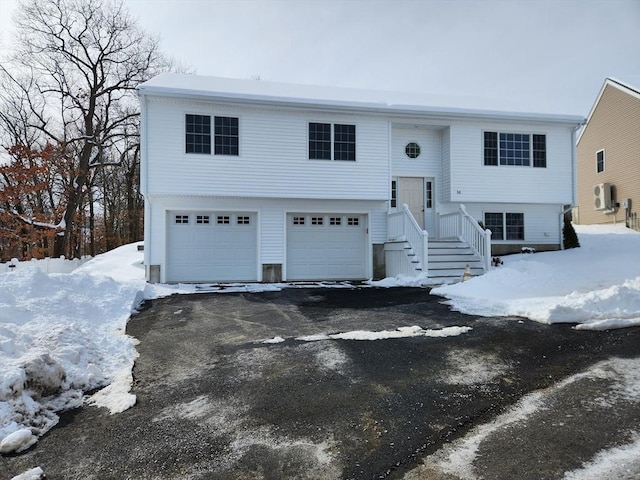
[0,0,172,261]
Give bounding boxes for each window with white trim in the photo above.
[329,217,341,225]
[185,115,211,154]
[185,114,239,155]
[347,217,359,226]
[309,122,356,161]
[484,212,524,241]
[311,216,324,225]
[217,215,230,224]
[484,132,546,167]
[293,216,305,225]
[175,215,189,224]
[196,215,210,224]
[237,216,250,225]
[596,149,605,173]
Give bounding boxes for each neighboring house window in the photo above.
[596,149,605,173]
[309,122,356,161]
[185,114,211,154]
[214,116,239,155]
[484,212,524,241]
[484,132,546,167]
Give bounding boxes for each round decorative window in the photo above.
[405,142,421,159]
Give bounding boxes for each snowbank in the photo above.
[432,224,640,330]
[0,244,145,454]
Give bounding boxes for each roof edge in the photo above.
[138,79,584,126]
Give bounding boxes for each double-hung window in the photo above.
[214,116,239,155]
[186,114,239,155]
[185,114,211,154]
[309,122,356,161]
[484,132,546,167]
[596,149,605,173]
[484,212,524,241]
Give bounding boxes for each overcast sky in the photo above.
[0,0,639,116]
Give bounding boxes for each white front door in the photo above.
[398,177,436,234]
[399,177,425,229]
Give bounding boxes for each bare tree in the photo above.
[0,0,170,257]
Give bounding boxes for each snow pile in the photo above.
[0,246,145,454]
[432,224,640,330]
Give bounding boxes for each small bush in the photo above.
[563,215,580,249]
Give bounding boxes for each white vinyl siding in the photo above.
[145,98,388,200]
[463,203,563,245]
[447,123,574,204]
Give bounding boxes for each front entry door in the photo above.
[398,177,436,234]
[399,177,425,229]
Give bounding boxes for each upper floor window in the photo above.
[309,122,356,161]
[484,132,546,168]
[214,116,239,155]
[405,142,421,159]
[186,114,239,155]
[596,149,605,173]
[186,114,211,154]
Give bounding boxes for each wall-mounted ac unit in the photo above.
[593,183,612,210]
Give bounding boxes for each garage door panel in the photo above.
[167,212,257,283]
[287,214,367,281]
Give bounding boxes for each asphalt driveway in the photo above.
[2,287,640,479]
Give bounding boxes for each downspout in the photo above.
[138,90,151,279]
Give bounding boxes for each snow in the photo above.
[1,224,639,478]
[139,73,584,124]
[431,224,640,330]
[296,325,472,342]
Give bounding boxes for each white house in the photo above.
[137,74,584,284]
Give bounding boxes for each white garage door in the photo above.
[167,211,257,282]
[287,213,368,281]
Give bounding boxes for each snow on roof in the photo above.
[138,73,584,125]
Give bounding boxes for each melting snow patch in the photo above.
[297,325,472,341]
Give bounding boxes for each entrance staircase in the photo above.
[385,204,491,284]
[427,239,486,284]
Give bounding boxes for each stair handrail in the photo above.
[387,204,428,275]
[439,204,491,272]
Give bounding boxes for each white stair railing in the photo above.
[386,204,428,277]
[438,204,491,272]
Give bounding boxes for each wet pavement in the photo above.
[2,287,639,479]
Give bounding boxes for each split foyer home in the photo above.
[575,78,640,231]
[137,74,584,284]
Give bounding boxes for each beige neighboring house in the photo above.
[575,78,640,231]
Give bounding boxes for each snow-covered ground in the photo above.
[1,224,639,477]
[431,224,640,331]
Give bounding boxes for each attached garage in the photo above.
[166,211,257,282]
[286,213,368,281]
